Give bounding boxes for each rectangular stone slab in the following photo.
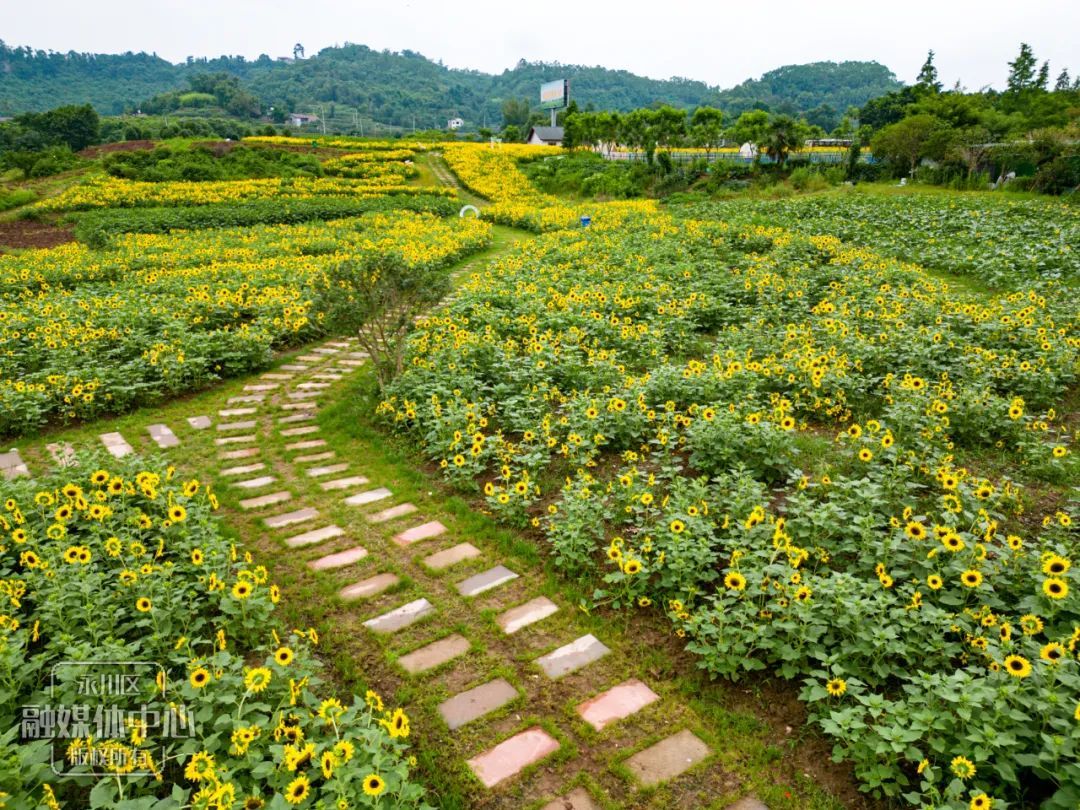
[280,426,319,437]
[217,420,257,431]
[220,462,266,477]
[147,424,180,448]
[264,507,318,529]
[312,347,339,354]
[243,384,278,392]
[279,364,309,371]
[100,432,133,458]
[456,565,518,597]
[497,596,559,635]
[397,634,469,674]
[294,451,335,463]
[227,395,264,404]
[306,463,349,477]
[624,729,710,786]
[536,634,610,679]
[467,728,560,788]
[393,521,446,547]
[280,401,317,411]
[239,491,292,510]
[313,373,343,380]
[219,447,260,460]
[438,678,518,730]
[46,442,77,468]
[285,439,327,451]
[423,543,481,571]
[0,449,30,479]
[339,359,367,367]
[286,391,322,400]
[214,435,255,445]
[278,413,315,424]
[218,407,257,417]
[296,354,325,362]
[320,475,369,491]
[187,415,212,429]
[340,573,400,601]
[362,597,432,633]
[344,487,393,506]
[577,679,660,731]
[261,372,293,380]
[308,545,368,570]
[367,503,418,523]
[285,524,344,548]
[233,475,277,489]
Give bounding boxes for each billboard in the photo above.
[540,79,568,110]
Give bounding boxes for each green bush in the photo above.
[103,145,324,182]
[0,188,35,212]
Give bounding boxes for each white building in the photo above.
[288,113,319,127]
[525,126,564,146]
[447,117,464,131]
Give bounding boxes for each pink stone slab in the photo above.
[320,475,369,491]
[280,425,319,437]
[341,573,400,601]
[362,596,432,631]
[264,507,318,529]
[576,679,659,731]
[724,799,770,810]
[294,451,335,463]
[367,503,418,523]
[0,449,30,479]
[397,634,469,674]
[423,543,481,571]
[467,728,560,788]
[261,372,293,380]
[296,382,331,389]
[306,463,349,477]
[284,525,344,548]
[220,462,266,477]
[344,487,392,506]
[46,442,77,468]
[280,364,309,371]
[393,520,447,547]
[624,729,711,786]
[286,391,322,400]
[438,678,517,730]
[219,447,260,460]
[497,597,559,635]
[239,491,291,510]
[285,439,327,451]
[233,475,276,489]
[308,545,368,570]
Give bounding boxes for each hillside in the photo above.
[0,40,901,129]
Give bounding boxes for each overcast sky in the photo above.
[5,0,1078,90]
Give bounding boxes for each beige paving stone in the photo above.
[467,728,559,788]
[361,595,434,632]
[214,435,256,446]
[261,372,293,380]
[284,525,344,548]
[280,401,317,411]
[624,730,710,787]
[456,565,518,597]
[308,545,368,570]
[220,462,266,477]
[233,475,277,490]
[366,502,418,523]
[239,491,292,510]
[219,447,260,460]
[393,521,446,547]
[187,415,212,429]
[294,451,335,463]
[339,359,367,367]
[438,678,517,730]
[147,424,180,449]
[397,634,469,674]
[341,573,400,601]
[218,407,257,417]
[497,597,558,635]
[46,442,77,468]
[576,679,659,731]
[320,475,369,491]
[422,542,481,571]
[296,354,325,362]
[227,395,263,404]
[306,463,349,477]
[285,439,327,451]
[724,799,770,810]
[280,426,319,437]
[264,507,318,529]
[286,390,322,400]
[344,487,393,506]
[279,364,309,372]
[217,420,257,431]
[278,413,315,424]
[0,450,30,479]
[296,382,331,390]
[100,432,133,458]
[312,373,343,380]
[243,384,278,392]
[537,634,610,679]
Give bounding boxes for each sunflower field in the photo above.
[381,191,1080,807]
[0,212,491,435]
[0,455,428,809]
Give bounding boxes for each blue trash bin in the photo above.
[580,215,591,228]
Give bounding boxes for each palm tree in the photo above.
[763,115,805,168]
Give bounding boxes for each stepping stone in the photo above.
[244,384,278,392]
[187,415,212,429]
[306,463,349,477]
[285,524,344,548]
[341,573,400,601]
[261,372,293,380]
[297,354,325,362]
[286,391,322,400]
[227,395,264,404]
[219,447,260,460]
[457,565,518,597]
[325,341,351,348]
[294,451,335,463]
[537,635,610,679]
[221,462,266,477]
[313,373,343,380]
[46,442,77,468]
[467,728,559,788]
[147,424,180,449]
[424,543,481,571]
[264,507,318,529]
[285,439,327,451]
[281,401,317,411]
[239,491,291,510]
[296,382,331,390]
[439,678,517,730]
[308,545,368,570]
[280,426,319,437]
[541,789,599,810]
[217,420,257,431]
[624,730,710,787]
[278,413,315,424]
[280,364,309,372]
[312,347,339,355]
[347,351,369,359]
[219,407,257,417]
[344,487,393,506]
[215,435,256,446]
[320,475,369,491]
[397,634,469,674]
[724,800,770,810]
[394,520,447,547]
[0,449,30,479]
[339,359,367,367]
[367,503,418,523]
[497,597,559,635]
[233,475,277,490]
[100,432,133,458]
[577,679,660,731]
[362,596,432,632]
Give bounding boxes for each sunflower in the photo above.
[1042,555,1070,576]
[91,470,110,485]
[825,677,847,697]
[385,708,410,739]
[135,597,152,613]
[191,549,204,565]
[274,647,295,667]
[232,581,253,600]
[905,522,927,541]
[362,774,386,797]
[269,585,281,604]
[970,794,993,810]
[1040,642,1066,664]
[942,534,965,552]
[669,519,685,534]
[1019,614,1044,635]
[183,751,216,782]
[622,558,643,575]
[1043,578,1069,600]
[244,667,272,694]
[926,574,944,590]
[189,667,211,688]
[950,755,976,779]
[960,570,983,588]
[858,448,873,462]
[1003,654,1032,678]
[724,571,747,591]
[320,750,337,779]
[283,775,310,805]
[780,416,796,430]
[168,505,187,523]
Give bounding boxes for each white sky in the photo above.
[5,0,1078,90]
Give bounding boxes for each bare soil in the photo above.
[0,218,75,249]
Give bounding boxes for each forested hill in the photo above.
[0,40,901,128]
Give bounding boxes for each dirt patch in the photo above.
[0,218,75,250]
[77,140,156,158]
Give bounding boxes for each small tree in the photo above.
[318,253,452,389]
[916,50,943,93]
[871,114,941,176]
[762,115,807,168]
[689,106,724,159]
[1006,43,1038,94]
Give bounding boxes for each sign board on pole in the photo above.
[540,79,569,110]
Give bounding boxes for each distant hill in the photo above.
[0,40,902,131]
